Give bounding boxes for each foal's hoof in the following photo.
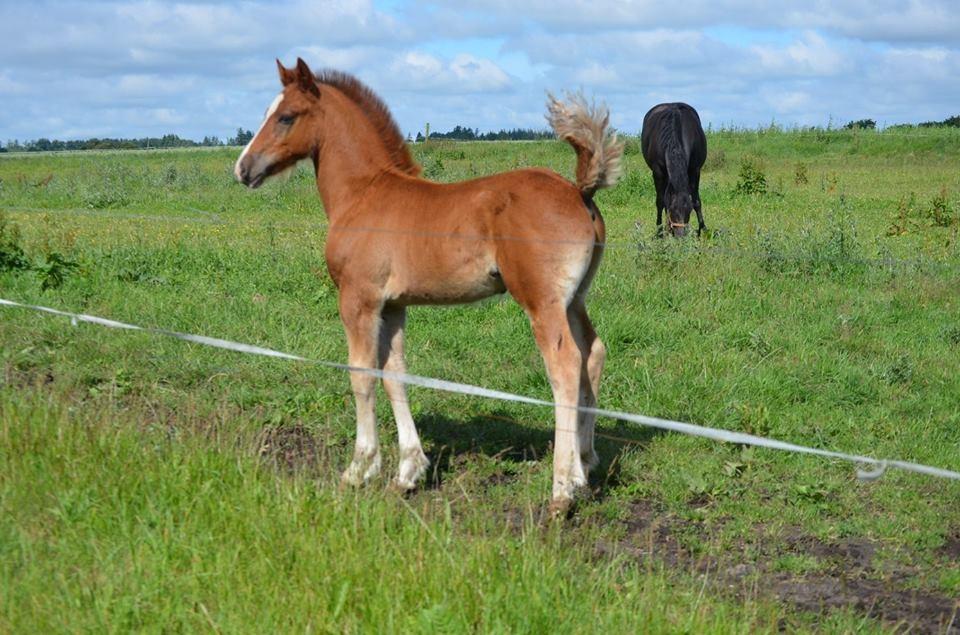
[386,479,417,497]
[548,496,575,521]
[581,450,600,473]
[340,452,382,489]
[394,448,429,491]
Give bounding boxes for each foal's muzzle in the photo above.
[234,153,267,189]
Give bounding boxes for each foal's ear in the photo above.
[277,59,296,87]
[295,57,320,97]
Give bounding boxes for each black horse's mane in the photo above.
[662,108,691,195]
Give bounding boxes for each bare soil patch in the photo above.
[600,501,959,633]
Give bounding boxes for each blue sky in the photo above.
[1,0,958,142]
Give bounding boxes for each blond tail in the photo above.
[546,91,624,197]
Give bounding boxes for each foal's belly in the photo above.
[385,254,507,306]
[389,272,506,306]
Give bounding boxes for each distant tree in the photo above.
[415,125,554,142]
[230,128,254,145]
[0,134,244,152]
[844,119,876,130]
[919,115,960,128]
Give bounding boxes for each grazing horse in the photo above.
[235,58,623,514]
[640,102,707,237]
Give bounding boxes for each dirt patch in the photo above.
[256,425,325,474]
[769,574,957,633]
[940,535,960,561]
[603,501,699,569]
[782,531,876,571]
[604,500,960,634]
[2,364,55,390]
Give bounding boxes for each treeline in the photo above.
[414,125,554,142]
[849,115,960,131]
[5,116,960,154]
[918,115,960,128]
[1,128,253,153]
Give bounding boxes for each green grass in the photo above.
[2,394,794,634]
[2,130,959,632]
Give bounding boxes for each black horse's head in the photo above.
[666,189,693,238]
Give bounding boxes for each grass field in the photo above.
[2,128,960,633]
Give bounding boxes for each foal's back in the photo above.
[325,166,602,308]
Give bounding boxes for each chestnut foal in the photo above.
[235,58,623,513]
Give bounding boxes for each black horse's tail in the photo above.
[546,92,624,197]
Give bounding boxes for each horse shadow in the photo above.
[414,409,666,498]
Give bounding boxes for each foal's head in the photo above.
[234,58,322,188]
[665,188,693,238]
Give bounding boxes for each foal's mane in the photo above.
[314,70,421,177]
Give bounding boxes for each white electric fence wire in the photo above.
[3,297,959,483]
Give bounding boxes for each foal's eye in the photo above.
[277,114,296,125]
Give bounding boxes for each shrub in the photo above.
[733,156,767,195]
[36,252,80,292]
[0,211,30,272]
[929,187,955,228]
[423,156,445,180]
[794,162,809,185]
[886,193,918,236]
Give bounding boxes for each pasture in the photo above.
[2,128,960,632]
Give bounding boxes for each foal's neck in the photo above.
[312,90,405,220]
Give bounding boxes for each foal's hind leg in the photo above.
[339,291,383,487]
[379,306,429,490]
[527,303,587,512]
[568,298,605,474]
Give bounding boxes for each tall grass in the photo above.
[1,130,959,631]
[1,394,790,634]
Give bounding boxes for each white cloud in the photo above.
[417,0,960,43]
[0,0,959,142]
[381,51,512,93]
[763,89,812,114]
[752,31,849,76]
[570,62,620,86]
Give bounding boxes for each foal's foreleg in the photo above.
[379,306,428,490]
[339,294,383,487]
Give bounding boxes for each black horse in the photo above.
[640,102,707,237]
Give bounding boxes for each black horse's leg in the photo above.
[691,170,705,236]
[653,171,667,238]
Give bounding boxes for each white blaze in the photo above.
[233,92,284,181]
